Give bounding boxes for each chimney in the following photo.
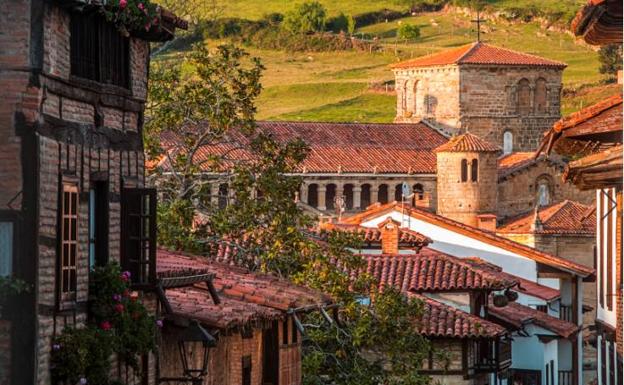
[476,214,497,232]
[378,217,401,254]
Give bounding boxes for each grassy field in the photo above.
[561,83,621,116]
[159,2,607,123]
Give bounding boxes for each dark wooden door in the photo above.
[262,320,279,385]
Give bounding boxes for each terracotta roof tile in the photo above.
[340,202,595,278]
[488,301,580,338]
[497,200,596,235]
[411,293,507,338]
[391,42,566,69]
[318,223,432,247]
[159,121,448,175]
[341,249,516,293]
[434,133,500,153]
[497,152,564,179]
[571,0,623,45]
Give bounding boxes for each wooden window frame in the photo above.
[58,181,79,310]
[121,188,157,287]
[0,211,18,278]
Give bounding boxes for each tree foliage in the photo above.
[397,23,421,40]
[283,1,327,34]
[147,43,431,385]
[598,44,623,77]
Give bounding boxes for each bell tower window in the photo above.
[471,159,478,182]
[461,159,468,182]
[503,131,513,154]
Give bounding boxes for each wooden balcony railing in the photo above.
[560,305,573,322]
[559,370,574,385]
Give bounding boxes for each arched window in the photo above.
[344,184,354,210]
[471,159,478,182]
[307,184,318,208]
[361,184,371,208]
[378,184,388,204]
[517,79,531,115]
[326,184,336,210]
[503,131,513,154]
[394,184,403,202]
[412,80,419,113]
[534,78,547,114]
[413,184,424,200]
[461,159,468,182]
[536,179,551,206]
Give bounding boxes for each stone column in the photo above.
[353,186,362,210]
[335,183,344,211]
[317,184,327,211]
[300,184,308,205]
[371,184,379,204]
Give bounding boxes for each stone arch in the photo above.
[534,77,547,114]
[378,184,389,204]
[326,184,337,210]
[344,184,354,210]
[503,131,513,154]
[471,159,478,182]
[394,184,404,202]
[307,184,318,208]
[535,174,553,206]
[361,184,371,208]
[461,159,468,182]
[517,78,531,115]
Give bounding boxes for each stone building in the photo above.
[391,42,566,152]
[0,1,185,384]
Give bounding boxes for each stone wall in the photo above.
[393,66,461,131]
[497,161,594,219]
[436,151,498,227]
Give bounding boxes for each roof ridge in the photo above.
[471,43,567,67]
[554,93,623,132]
[456,41,480,62]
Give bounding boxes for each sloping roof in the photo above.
[391,42,566,69]
[571,0,623,45]
[563,144,623,190]
[340,202,595,278]
[497,200,596,235]
[318,223,432,248]
[342,249,517,293]
[462,258,560,302]
[157,249,332,329]
[159,121,448,175]
[434,133,500,153]
[411,293,507,338]
[488,301,580,338]
[497,152,564,180]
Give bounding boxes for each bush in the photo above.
[352,8,408,28]
[327,12,349,33]
[263,12,284,26]
[283,1,327,34]
[397,23,421,40]
[598,44,623,76]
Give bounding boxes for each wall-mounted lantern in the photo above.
[178,321,217,383]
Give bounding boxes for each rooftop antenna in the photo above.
[401,182,413,228]
[471,9,487,42]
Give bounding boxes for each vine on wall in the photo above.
[51,264,162,385]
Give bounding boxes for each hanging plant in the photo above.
[100,0,161,36]
[51,263,162,385]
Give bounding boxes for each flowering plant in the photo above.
[51,263,159,385]
[100,0,161,36]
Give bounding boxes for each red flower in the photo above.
[119,0,127,9]
[100,321,112,331]
[137,3,144,10]
[123,289,130,298]
[114,303,125,313]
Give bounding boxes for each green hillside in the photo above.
[158,1,612,123]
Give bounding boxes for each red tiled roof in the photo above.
[341,249,516,293]
[463,258,561,301]
[488,301,580,338]
[553,94,623,135]
[157,249,332,329]
[411,293,507,338]
[571,0,623,45]
[391,42,566,69]
[497,152,564,179]
[319,223,432,247]
[159,121,448,175]
[434,133,500,153]
[497,200,596,235]
[340,202,595,278]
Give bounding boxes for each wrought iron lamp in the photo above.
[178,321,217,382]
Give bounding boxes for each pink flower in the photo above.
[112,294,122,302]
[145,23,150,31]
[153,17,159,25]
[119,0,127,9]
[100,321,112,331]
[156,319,163,328]
[137,3,144,10]
[114,303,125,313]
[120,271,131,282]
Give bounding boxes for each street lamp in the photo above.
[178,321,217,382]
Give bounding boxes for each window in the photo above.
[89,181,109,270]
[503,131,513,154]
[242,356,252,385]
[535,305,548,313]
[471,159,478,182]
[59,183,78,306]
[70,12,130,88]
[537,179,551,206]
[307,184,318,208]
[0,219,14,277]
[413,184,424,201]
[218,183,229,209]
[534,78,547,114]
[378,184,388,204]
[517,79,531,115]
[121,188,157,286]
[361,184,371,208]
[461,159,468,182]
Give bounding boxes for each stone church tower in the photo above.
[392,42,566,151]
[435,133,501,227]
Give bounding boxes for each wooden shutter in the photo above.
[58,183,78,308]
[121,188,157,286]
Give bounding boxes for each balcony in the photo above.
[560,305,573,322]
[471,338,512,373]
[559,370,573,385]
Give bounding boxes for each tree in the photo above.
[283,1,327,34]
[598,44,623,77]
[397,23,421,40]
[347,14,356,35]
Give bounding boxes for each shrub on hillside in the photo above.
[397,23,421,40]
[283,1,327,34]
[598,44,623,77]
